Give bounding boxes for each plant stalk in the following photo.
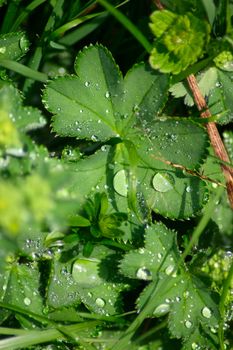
[186,74,233,209]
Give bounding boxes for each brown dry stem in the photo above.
[187,75,233,209]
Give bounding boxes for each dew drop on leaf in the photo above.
[23,297,31,306]
[136,267,152,280]
[84,81,90,87]
[185,320,192,328]
[91,135,99,142]
[153,303,170,317]
[105,91,110,98]
[0,47,6,53]
[95,297,106,308]
[191,343,199,349]
[72,259,102,287]
[201,306,212,318]
[165,265,176,276]
[152,173,174,192]
[113,170,128,197]
[186,186,192,193]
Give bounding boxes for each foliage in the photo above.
[0,1,232,350]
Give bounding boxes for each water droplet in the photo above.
[153,303,170,317]
[72,259,102,287]
[152,173,174,192]
[183,291,189,298]
[24,297,31,306]
[113,170,128,197]
[0,47,6,54]
[165,265,175,276]
[79,109,83,113]
[85,81,90,87]
[105,91,110,98]
[175,296,181,302]
[210,326,217,333]
[201,306,212,318]
[185,320,192,328]
[95,297,105,308]
[186,186,192,193]
[91,135,99,142]
[136,267,152,281]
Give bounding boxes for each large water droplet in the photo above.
[113,170,128,197]
[165,265,176,276]
[153,303,170,317]
[72,259,102,287]
[95,297,105,308]
[105,91,110,98]
[201,306,212,318]
[185,320,192,328]
[24,297,31,306]
[152,173,174,192]
[85,81,90,87]
[136,267,152,281]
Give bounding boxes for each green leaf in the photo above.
[72,245,128,315]
[43,45,169,141]
[120,223,220,349]
[149,10,210,74]
[120,222,180,281]
[44,45,207,220]
[1,262,44,324]
[0,32,29,61]
[169,67,218,106]
[47,245,128,315]
[46,258,81,309]
[209,69,233,124]
[0,81,46,139]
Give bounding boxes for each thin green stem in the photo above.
[0,321,100,350]
[1,2,19,33]
[98,0,152,53]
[0,59,47,82]
[218,259,233,350]
[23,0,64,93]
[11,0,47,32]
[51,12,105,39]
[181,186,224,261]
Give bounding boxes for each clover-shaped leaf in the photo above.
[43,44,169,141]
[149,10,210,74]
[43,45,208,219]
[120,223,220,349]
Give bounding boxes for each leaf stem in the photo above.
[0,59,47,82]
[218,259,233,350]
[98,0,152,53]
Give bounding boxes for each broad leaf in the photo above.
[0,32,29,61]
[1,262,44,327]
[120,223,220,349]
[43,45,169,141]
[43,45,208,219]
[0,81,46,132]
